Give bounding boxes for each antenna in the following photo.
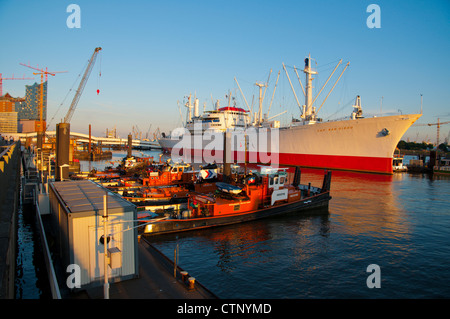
[380,96,384,116]
[420,94,423,114]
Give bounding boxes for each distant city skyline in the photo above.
[1,0,449,143]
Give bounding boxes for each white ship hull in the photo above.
[158,113,422,174]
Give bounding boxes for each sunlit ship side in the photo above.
[158,56,421,174]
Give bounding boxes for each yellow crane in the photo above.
[0,73,34,96]
[415,118,450,146]
[427,118,450,146]
[19,63,67,133]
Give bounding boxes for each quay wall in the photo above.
[0,141,21,299]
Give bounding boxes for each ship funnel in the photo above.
[194,98,199,117]
[303,54,317,120]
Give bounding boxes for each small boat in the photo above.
[142,167,331,236]
[215,182,242,194]
[141,162,194,186]
[123,185,190,204]
[393,157,407,172]
[392,148,407,172]
[433,157,450,175]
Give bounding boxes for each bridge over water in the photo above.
[9,131,161,149]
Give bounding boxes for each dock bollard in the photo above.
[188,277,196,290]
[180,271,189,282]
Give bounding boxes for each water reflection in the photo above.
[322,170,411,240]
[15,204,51,299]
[82,150,450,298]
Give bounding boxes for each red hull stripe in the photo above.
[277,153,393,174]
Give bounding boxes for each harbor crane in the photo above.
[415,118,450,146]
[427,118,450,146]
[145,124,152,140]
[0,73,34,96]
[54,47,102,181]
[64,47,102,123]
[20,63,67,133]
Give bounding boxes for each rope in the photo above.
[47,59,89,128]
[97,51,102,94]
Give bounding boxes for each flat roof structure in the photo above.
[51,179,135,215]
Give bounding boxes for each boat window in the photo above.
[269,177,274,186]
[203,117,220,123]
[274,176,278,185]
[279,176,285,185]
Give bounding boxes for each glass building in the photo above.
[16,81,47,120]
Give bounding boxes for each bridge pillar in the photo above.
[56,123,70,181]
[127,134,132,158]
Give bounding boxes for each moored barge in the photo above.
[142,167,331,236]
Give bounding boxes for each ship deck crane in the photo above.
[64,47,102,123]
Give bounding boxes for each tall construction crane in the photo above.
[415,118,450,146]
[0,73,34,96]
[64,47,102,123]
[427,118,450,146]
[20,64,67,133]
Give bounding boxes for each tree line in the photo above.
[397,140,449,152]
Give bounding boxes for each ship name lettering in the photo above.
[327,126,353,132]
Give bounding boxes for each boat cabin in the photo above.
[186,167,301,218]
[141,162,193,186]
[186,106,251,133]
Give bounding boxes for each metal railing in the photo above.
[34,190,62,299]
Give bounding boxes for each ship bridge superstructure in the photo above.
[184,94,251,133]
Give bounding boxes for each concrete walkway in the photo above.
[20,148,216,299]
[77,238,217,299]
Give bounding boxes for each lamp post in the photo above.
[103,194,109,299]
[48,154,55,179]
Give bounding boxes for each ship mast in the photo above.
[185,93,193,122]
[255,82,267,126]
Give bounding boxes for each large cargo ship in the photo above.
[159,56,421,174]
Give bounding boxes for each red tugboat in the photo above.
[142,166,331,236]
[140,162,194,186]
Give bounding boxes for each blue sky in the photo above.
[1,0,449,143]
